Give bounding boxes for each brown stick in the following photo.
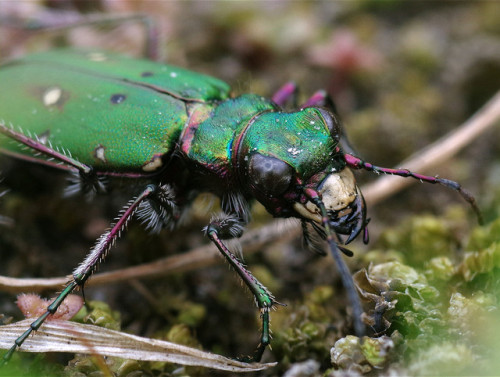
[362,90,500,206]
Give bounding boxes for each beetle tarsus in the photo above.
[235,309,271,363]
[206,219,277,360]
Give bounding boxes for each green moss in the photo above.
[271,286,338,366]
[375,214,462,267]
[165,324,202,349]
[424,256,455,283]
[330,334,397,373]
[350,214,500,374]
[408,342,474,376]
[84,300,121,331]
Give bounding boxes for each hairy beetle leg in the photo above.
[344,153,483,224]
[0,122,108,197]
[205,216,281,362]
[0,122,156,196]
[0,122,92,175]
[1,185,156,364]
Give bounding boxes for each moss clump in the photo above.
[271,286,338,366]
[330,334,398,373]
[345,216,500,375]
[83,300,122,331]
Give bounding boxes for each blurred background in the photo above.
[0,1,499,376]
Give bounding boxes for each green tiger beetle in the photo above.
[0,48,481,364]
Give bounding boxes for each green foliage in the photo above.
[271,286,336,367]
[84,300,122,331]
[346,216,500,375]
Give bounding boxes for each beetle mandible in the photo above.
[0,49,481,363]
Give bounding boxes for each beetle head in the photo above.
[237,107,367,244]
[237,106,368,336]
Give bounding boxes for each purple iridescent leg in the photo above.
[301,89,337,110]
[1,184,156,364]
[204,215,280,362]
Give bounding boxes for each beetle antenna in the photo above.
[344,153,483,224]
[304,189,365,338]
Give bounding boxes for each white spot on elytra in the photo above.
[43,87,62,106]
[142,156,163,172]
[170,72,178,78]
[95,145,106,163]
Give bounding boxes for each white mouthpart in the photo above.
[293,169,357,224]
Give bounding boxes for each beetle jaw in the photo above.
[293,168,366,243]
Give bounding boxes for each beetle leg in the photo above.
[344,153,483,224]
[0,185,156,364]
[0,122,92,175]
[305,190,365,338]
[301,89,337,111]
[272,81,298,107]
[136,183,179,233]
[0,122,109,197]
[64,170,107,199]
[204,214,280,362]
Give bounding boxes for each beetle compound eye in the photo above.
[248,153,293,195]
[317,108,342,143]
